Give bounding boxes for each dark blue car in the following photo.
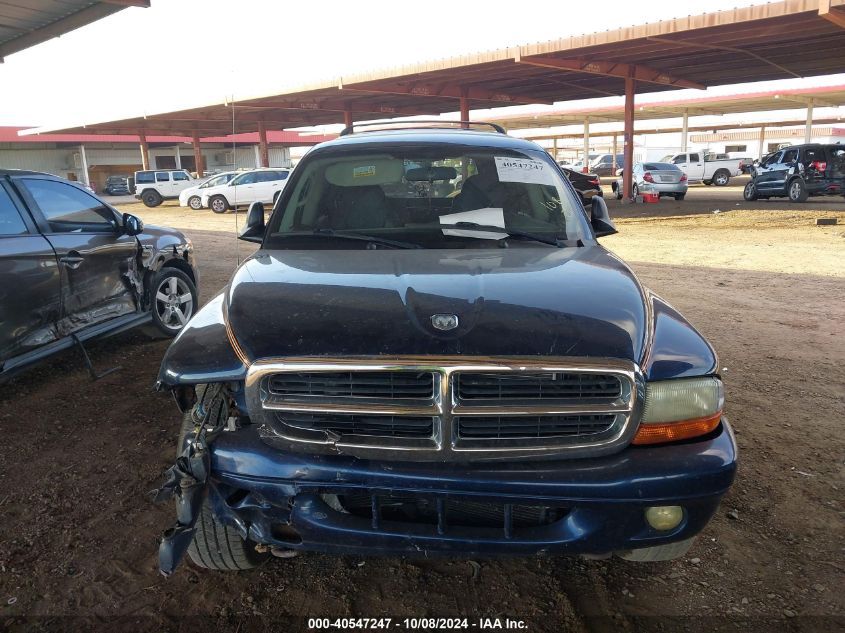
[154,123,737,574]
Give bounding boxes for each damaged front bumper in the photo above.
[193,420,737,559]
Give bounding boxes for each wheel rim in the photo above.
[746,183,755,197]
[155,276,193,331]
[632,184,638,197]
[716,174,727,185]
[790,182,801,199]
[189,196,201,210]
[212,198,225,212]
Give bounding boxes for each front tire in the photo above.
[209,195,229,214]
[713,170,730,186]
[150,267,197,336]
[142,190,163,207]
[188,195,203,210]
[178,386,270,572]
[743,181,759,201]
[787,178,809,202]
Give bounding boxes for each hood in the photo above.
[225,246,648,363]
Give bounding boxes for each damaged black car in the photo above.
[0,169,199,381]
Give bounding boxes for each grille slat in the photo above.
[457,372,622,401]
[457,414,617,439]
[277,412,434,438]
[268,371,434,400]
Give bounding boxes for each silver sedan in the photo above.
[612,162,688,200]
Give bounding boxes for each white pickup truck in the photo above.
[659,152,744,186]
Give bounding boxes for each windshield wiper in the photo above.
[276,229,423,249]
[437,222,569,248]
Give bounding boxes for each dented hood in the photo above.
[224,246,648,362]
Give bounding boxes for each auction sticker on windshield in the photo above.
[495,156,556,186]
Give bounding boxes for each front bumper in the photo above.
[204,419,737,557]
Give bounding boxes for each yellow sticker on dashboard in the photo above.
[353,165,376,178]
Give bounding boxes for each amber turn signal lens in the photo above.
[632,412,722,446]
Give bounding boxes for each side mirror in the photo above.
[590,196,617,238]
[239,201,265,243]
[122,212,144,236]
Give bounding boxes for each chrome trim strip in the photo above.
[246,356,643,462]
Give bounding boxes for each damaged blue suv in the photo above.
[154,123,737,574]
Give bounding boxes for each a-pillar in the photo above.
[621,73,636,203]
[804,100,814,144]
[582,117,590,173]
[192,133,205,176]
[138,132,150,171]
[258,121,269,167]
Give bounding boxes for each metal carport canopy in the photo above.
[0,1,149,62]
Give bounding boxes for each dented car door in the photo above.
[0,181,61,364]
[15,176,138,335]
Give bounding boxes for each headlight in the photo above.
[633,377,723,445]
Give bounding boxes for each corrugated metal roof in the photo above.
[0,1,149,61]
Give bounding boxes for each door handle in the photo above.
[60,253,84,269]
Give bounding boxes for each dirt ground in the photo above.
[0,190,843,632]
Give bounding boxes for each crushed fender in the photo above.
[152,383,227,576]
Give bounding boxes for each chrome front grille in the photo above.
[246,357,642,462]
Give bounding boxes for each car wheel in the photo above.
[188,195,203,210]
[632,183,639,198]
[743,181,759,201]
[150,268,197,336]
[178,385,270,572]
[142,190,163,207]
[703,180,712,186]
[787,178,809,203]
[713,170,730,186]
[674,193,685,201]
[210,195,229,214]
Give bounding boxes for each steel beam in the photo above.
[681,109,689,152]
[515,53,705,90]
[339,81,552,106]
[192,133,205,176]
[138,133,150,170]
[622,73,635,203]
[582,117,590,173]
[460,91,470,129]
[343,111,353,129]
[805,101,814,143]
[258,121,269,167]
[819,0,845,29]
[758,126,766,159]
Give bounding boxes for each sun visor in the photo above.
[325,159,404,186]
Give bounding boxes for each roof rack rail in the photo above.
[339,120,507,136]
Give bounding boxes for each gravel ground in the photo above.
[0,192,842,632]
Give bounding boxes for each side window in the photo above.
[689,153,700,162]
[781,149,798,164]
[21,179,115,233]
[673,155,685,164]
[235,172,258,185]
[172,171,189,182]
[135,171,155,184]
[155,172,170,182]
[0,186,27,236]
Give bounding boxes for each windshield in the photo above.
[643,163,679,171]
[265,146,589,249]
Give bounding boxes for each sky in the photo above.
[2,0,833,128]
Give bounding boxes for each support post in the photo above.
[758,126,766,160]
[253,145,261,168]
[174,144,182,170]
[460,90,470,129]
[138,133,150,171]
[552,138,558,162]
[621,74,636,203]
[681,109,689,153]
[79,144,90,187]
[611,135,618,173]
[343,111,353,129]
[192,133,204,176]
[582,117,590,173]
[258,121,269,167]
[804,100,814,144]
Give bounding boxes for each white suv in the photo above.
[178,171,238,210]
[200,168,291,213]
[135,169,196,207]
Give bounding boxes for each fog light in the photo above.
[645,506,684,531]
